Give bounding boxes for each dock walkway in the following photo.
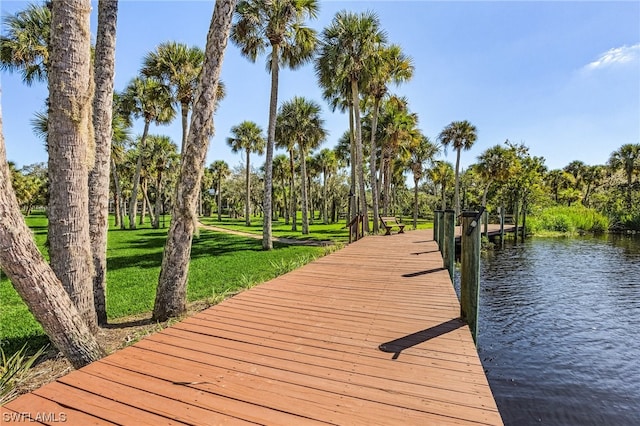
[2,230,502,425]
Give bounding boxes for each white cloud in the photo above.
[585,43,640,70]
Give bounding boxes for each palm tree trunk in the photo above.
[142,181,156,225]
[282,174,289,224]
[262,43,280,250]
[140,177,147,225]
[348,103,356,222]
[180,100,189,153]
[154,0,235,322]
[322,169,328,225]
[454,148,461,218]
[88,0,118,326]
[129,121,150,229]
[413,177,419,229]
[47,0,97,333]
[370,97,381,233]
[217,179,223,222]
[112,158,125,229]
[289,149,297,231]
[1,108,104,369]
[301,147,309,234]
[245,149,251,226]
[153,171,162,229]
[351,79,368,232]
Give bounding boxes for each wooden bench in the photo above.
[379,216,405,235]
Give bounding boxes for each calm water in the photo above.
[454,235,640,425]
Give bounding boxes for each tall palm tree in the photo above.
[608,143,640,209]
[89,0,119,325]
[409,135,439,229]
[120,75,175,229]
[145,135,179,228]
[0,2,51,84]
[316,10,387,232]
[142,42,204,152]
[377,95,419,215]
[430,160,454,210]
[1,103,104,368]
[315,148,338,224]
[154,0,236,322]
[272,154,290,223]
[209,160,230,222]
[275,116,299,231]
[227,121,266,226]
[45,0,99,333]
[231,0,319,249]
[276,97,326,234]
[366,44,413,232]
[475,143,517,207]
[438,120,477,217]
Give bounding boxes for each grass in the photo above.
[199,213,433,242]
[0,212,328,356]
[527,206,609,235]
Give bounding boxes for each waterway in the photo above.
[455,235,640,425]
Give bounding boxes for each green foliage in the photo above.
[0,344,46,405]
[527,206,609,235]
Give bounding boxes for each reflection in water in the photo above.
[454,235,640,425]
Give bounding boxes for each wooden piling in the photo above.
[437,210,445,253]
[442,210,455,280]
[433,210,441,245]
[461,211,481,344]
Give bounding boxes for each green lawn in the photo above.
[199,213,433,242]
[0,212,329,355]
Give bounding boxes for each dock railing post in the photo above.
[461,211,481,345]
[433,210,441,245]
[442,209,455,280]
[437,210,445,253]
[483,210,489,239]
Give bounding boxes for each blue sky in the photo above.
[2,0,639,175]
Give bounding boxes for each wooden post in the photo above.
[483,210,488,239]
[442,209,455,280]
[461,211,481,345]
[433,210,441,244]
[499,204,505,243]
[437,210,445,253]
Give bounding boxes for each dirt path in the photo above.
[197,222,334,247]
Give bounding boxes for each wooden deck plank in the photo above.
[4,229,503,425]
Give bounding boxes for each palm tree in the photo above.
[209,160,230,222]
[120,75,175,229]
[275,116,299,231]
[0,2,51,84]
[409,135,439,229]
[154,0,235,322]
[227,121,266,226]
[475,143,517,207]
[366,44,413,232]
[430,161,455,211]
[272,154,290,223]
[276,97,326,234]
[1,106,105,368]
[145,135,179,228]
[88,0,119,325]
[438,120,478,217]
[315,148,338,224]
[608,143,640,209]
[316,10,387,232]
[231,0,319,249]
[142,42,204,152]
[377,95,419,215]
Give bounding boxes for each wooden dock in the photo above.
[2,229,503,425]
